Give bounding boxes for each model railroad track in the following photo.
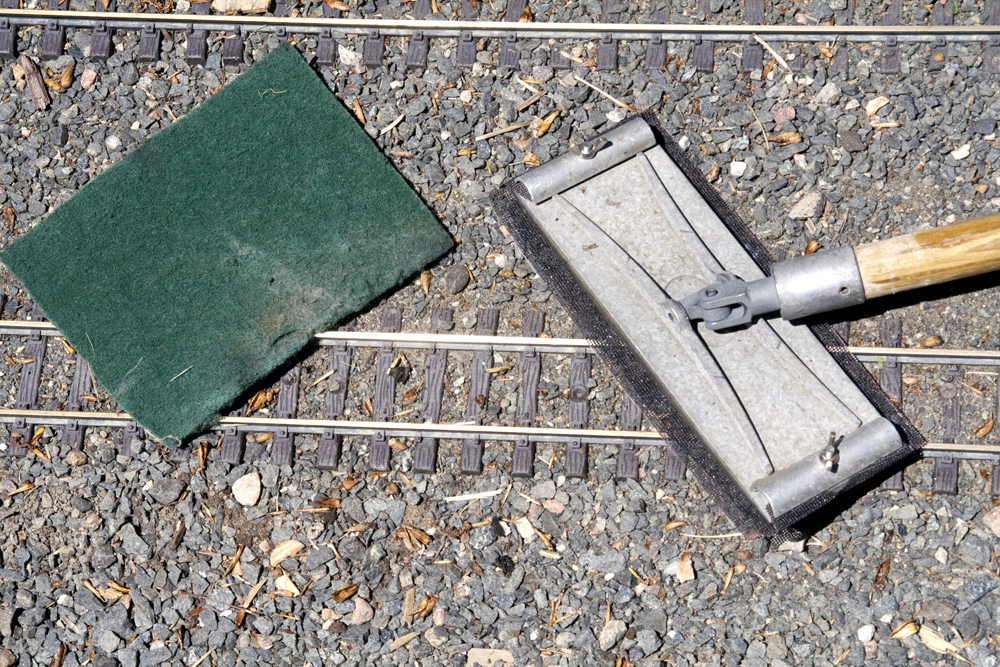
[0,306,999,497]
[4,0,1000,73]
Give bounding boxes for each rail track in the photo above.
[4,0,1000,499]
[1,305,999,500]
[3,0,1000,73]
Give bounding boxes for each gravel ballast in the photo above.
[2,2,1000,666]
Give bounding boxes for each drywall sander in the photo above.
[682,214,1000,330]
[500,117,999,534]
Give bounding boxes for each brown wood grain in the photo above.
[855,213,1000,298]
[19,55,51,113]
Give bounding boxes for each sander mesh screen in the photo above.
[1,44,453,444]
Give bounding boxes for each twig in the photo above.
[752,34,792,74]
[177,591,259,616]
[680,531,744,539]
[517,90,545,112]
[745,100,769,153]
[475,121,532,141]
[573,75,637,112]
[188,647,214,667]
[559,49,586,65]
[516,78,541,95]
[170,366,193,382]
[379,112,406,136]
[443,489,502,502]
[310,369,335,387]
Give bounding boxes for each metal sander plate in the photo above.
[511,119,902,519]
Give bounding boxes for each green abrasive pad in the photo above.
[1,44,453,445]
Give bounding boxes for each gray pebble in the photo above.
[953,609,980,639]
[148,477,185,504]
[444,265,470,294]
[91,543,118,570]
[958,535,991,567]
[117,523,151,557]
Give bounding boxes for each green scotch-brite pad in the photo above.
[1,44,453,444]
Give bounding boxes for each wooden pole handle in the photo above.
[854,213,1000,299]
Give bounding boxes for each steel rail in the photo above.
[4,320,1000,364]
[0,408,665,445]
[4,9,1000,42]
[0,408,992,456]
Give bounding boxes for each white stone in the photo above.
[951,144,971,160]
[337,45,363,69]
[514,516,535,543]
[105,135,121,151]
[80,68,97,90]
[424,627,448,648]
[814,82,841,105]
[982,506,1000,538]
[598,619,627,651]
[730,161,748,177]
[351,598,374,625]
[788,191,826,220]
[232,472,261,507]
[934,546,949,564]
[210,0,270,14]
[857,624,875,642]
[606,108,627,124]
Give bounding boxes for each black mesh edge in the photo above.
[490,111,925,541]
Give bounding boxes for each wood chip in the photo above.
[333,583,360,603]
[918,625,974,664]
[664,520,688,532]
[916,335,944,349]
[344,522,370,533]
[242,579,266,609]
[465,648,514,667]
[352,98,366,125]
[976,414,995,438]
[274,573,300,597]
[269,540,304,567]
[419,271,431,294]
[805,239,821,255]
[768,131,802,146]
[413,594,437,620]
[518,4,532,21]
[245,388,272,416]
[868,557,890,605]
[721,567,734,594]
[49,644,66,667]
[20,54,51,112]
[403,587,416,625]
[390,631,420,651]
[530,109,559,139]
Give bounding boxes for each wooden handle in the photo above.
[854,213,1000,299]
